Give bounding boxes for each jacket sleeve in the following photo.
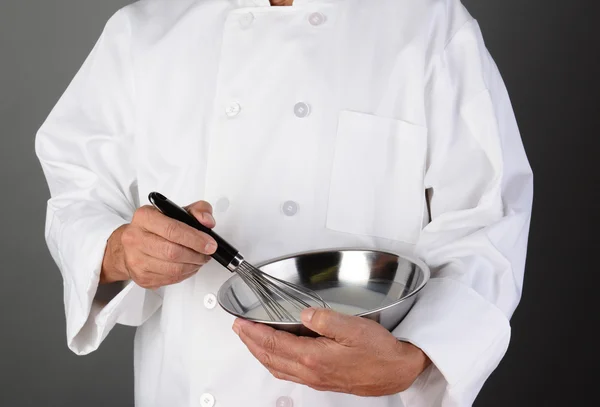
[393,19,534,406]
[35,8,162,356]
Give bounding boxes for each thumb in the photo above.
[301,307,363,344]
[185,200,215,228]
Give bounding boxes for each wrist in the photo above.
[100,225,130,284]
[393,340,432,392]
[405,341,432,373]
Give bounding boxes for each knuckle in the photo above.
[131,211,142,225]
[125,253,141,270]
[261,335,278,353]
[301,354,318,369]
[120,227,137,247]
[132,205,151,224]
[163,222,181,242]
[257,352,273,369]
[164,244,181,261]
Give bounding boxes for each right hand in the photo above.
[100,200,218,289]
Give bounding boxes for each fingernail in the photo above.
[205,242,217,254]
[301,308,316,324]
[232,323,240,335]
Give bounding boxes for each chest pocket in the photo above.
[325,110,428,244]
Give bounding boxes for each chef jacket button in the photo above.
[203,294,217,310]
[308,12,326,26]
[225,102,241,117]
[282,201,299,216]
[239,12,254,28]
[200,393,215,407]
[293,102,310,118]
[276,396,293,407]
[216,197,230,213]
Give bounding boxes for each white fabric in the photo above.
[35,0,533,406]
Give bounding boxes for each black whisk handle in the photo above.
[148,192,239,270]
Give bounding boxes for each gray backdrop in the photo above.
[1,0,595,406]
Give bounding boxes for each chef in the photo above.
[35,0,533,406]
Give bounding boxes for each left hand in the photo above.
[232,308,431,396]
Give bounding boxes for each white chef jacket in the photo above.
[35,0,534,406]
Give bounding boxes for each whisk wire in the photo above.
[258,271,330,309]
[236,264,294,321]
[237,261,330,322]
[238,263,298,320]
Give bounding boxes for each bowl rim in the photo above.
[217,247,431,325]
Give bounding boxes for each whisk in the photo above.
[148,192,330,322]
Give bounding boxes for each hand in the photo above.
[100,200,217,289]
[232,308,431,396]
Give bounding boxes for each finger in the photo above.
[184,201,215,229]
[129,255,199,286]
[137,230,210,265]
[233,318,320,360]
[185,200,213,215]
[130,267,196,290]
[265,369,306,386]
[235,322,315,381]
[301,308,367,345]
[266,369,330,392]
[134,206,217,255]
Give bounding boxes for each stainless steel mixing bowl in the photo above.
[217,248,430,336]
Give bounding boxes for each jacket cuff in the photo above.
[55,212,161,355]
[392,278,511,388]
